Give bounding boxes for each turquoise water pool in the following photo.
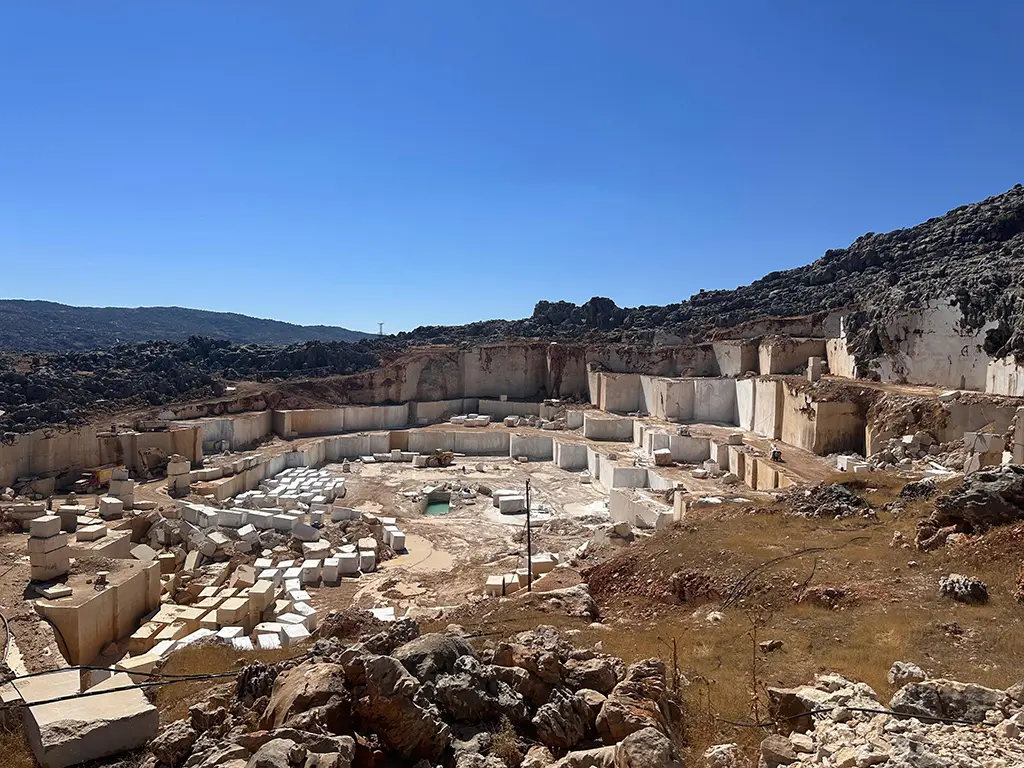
[424,501,450,516]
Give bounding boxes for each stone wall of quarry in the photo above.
[7,327,1024,489]
[0,425,202,488]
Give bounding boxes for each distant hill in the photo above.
[0,300,374,352]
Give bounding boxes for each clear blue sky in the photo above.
[2,2,1023,333]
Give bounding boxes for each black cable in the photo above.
[3,671,242,709]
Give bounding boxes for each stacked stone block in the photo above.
[29,514,70,581]
[166,455,192,497]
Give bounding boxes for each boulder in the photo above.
[889,679,1011,723]
[533,687,592,749]
[703,742,744,768]
[393,632,477,682]
[887,661,927,687]
[150,718,198,765]
[522,745,556,768]
[247,738,304,768]
[939,573,989,603]
[595,659,670,744]
[552,745,617,768]
[565,656,619,694]
[349,653,451,761]
[759,734,798,767]
[261,663,351,733]
[613,727,682,768]
[434,656,530,724]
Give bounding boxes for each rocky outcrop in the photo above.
[347,652,451,760]
[595,659,674,744]
[768,672,1024,767]
[146,625,685,768]
[532,687,593,749]
[917,465,1024,549]
[262,662,351,732]
[890,679,1013,723]
[938,573,989,604]
[393,632,477,682]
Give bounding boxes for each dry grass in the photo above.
[0,724,35,768]
[491,715,522,767]
[152,642,292,724]
[432,483,1024,764]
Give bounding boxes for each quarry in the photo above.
[2,192,1024,768]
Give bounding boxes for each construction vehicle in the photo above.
[425,450,455,468]
[72,464,118,494]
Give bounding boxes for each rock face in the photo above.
[395,185,1024,361]
[595,659,673,743]
[349,653,451,760]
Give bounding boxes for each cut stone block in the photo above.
[248,580,275,612]
[291,601,318,630]
[256,633,281,650]
[292,522,319,542]
[281,623,310,647]
[35,584,73,600]
[114,653,160,683]
[359,550,376,572]
[130,543,157,562]
[28,533,69,554]
[216,626,244,641]
[338,553,359,575]
[497,495,527,514]
[232,636,255,651]
[301,540,332,559]
[258,568,282,587]
[126,622,160,656]
[21,671,158,768]
[30,550,70,581]
[29,515,62,539]
[216,597,248,626]
[77,524,107,542]
[98,496,124,520]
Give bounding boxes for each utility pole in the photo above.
[525,478,532,592]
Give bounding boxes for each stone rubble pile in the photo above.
[867,431,967,473]
[141,623,685,768]
[915,464,1024,550]
[759,671,1024,768]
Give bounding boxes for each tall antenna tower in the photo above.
[378,322,384,337]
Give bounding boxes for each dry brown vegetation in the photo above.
[431,475,1024,763]
[153,642,293,724]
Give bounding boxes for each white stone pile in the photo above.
[124,569,321,661]
[868,431,966,474]
[757,673,1024,768]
